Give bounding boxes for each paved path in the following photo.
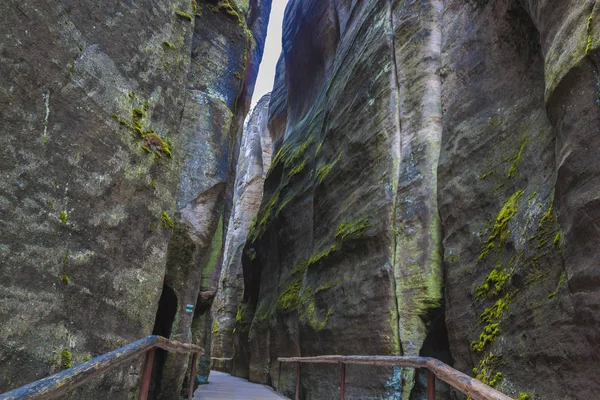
[194,371,288,400]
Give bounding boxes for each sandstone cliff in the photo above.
[232,1,600,399]
[235,0,448,398]
[0,0,270,398]
[3,0,600,399]
[211,93,273,368]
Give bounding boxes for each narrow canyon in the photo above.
[1,0,599,399]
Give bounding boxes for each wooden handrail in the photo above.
[0,335,204,400]
[278,355,514,400]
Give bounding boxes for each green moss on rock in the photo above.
[161,211,174,229]
[475,268,510,299]
[479,190,523,262]
[472,352,503,388]
[61,349,72,369]
[175,10,193,22]
[162,40,178,50]
[59,210,68,225]
[471,323,500,352]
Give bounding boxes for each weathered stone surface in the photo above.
[211,93,273,365]
[152,1,272,399]
[4,0,600,399]
[439,1,600,399]
[229,1,600,399]
[233,1,450,398]
[0,0,194,397]
[0,0,270,399]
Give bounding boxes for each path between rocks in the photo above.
[194,371,288,399]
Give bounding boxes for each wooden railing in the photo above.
[0,335,204,400]
[278,355,514,400]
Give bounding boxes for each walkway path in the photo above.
[194,371,288,399]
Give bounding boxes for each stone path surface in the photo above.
[194,371,288,399]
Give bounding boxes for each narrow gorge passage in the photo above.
[1,1,600,400]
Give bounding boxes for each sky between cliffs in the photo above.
[250,0,290,109]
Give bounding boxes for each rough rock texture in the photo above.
[439,0,600,399]
[0,0,194,397]
[230,1,600,400]
[0,0,269,399]
[211,93,273,366]
[151,1,272,399]
[234,1,450,399]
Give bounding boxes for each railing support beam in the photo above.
[278,361,282,391]
[188,352,199,400]
[139,348,155,400]
[427,369,435,400]
[340,363,346,400]
[295,362,300,400]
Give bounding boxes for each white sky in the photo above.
[250,0,290,109]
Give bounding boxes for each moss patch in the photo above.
[478,190,523,262]
[61,349,72,369]
[472,352,503,388]
[114,97,174,162]
[506,136,530,178]
[587,9,594,55]
[59,210,68,225]
[142,133,173,159]
[548,271,567,299]
[162,40,177,50]
[175,10,193,22]
[475,268,510,299]
[161,211,174,229]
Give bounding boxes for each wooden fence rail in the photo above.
[0,335,203,400]
[278,355,514,400]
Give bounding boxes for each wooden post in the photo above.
[278,361,282,392]
[188,352,199,400]
[340,363,346,400]
[427,369,436,400]
[139,348,155,400]
[295,362,300,400]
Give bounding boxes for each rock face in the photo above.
[231,0,600,400]
[0,0,269,398]
[3,0,600,399]
[439,1,600,399]
[145,1,272,399]
[211,93,273,367]
[234,1,449,398]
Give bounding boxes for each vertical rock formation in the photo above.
[152,1,271,399]
[0,0,194,397]
[234,0,449,398]
[0,0,270,398]
[212,93,273,369]
[230,0,600,399]
[439,0,600,398]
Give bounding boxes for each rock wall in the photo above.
[231,0,600,399]
[149,1,272,399]
[211,93,273,367]
[439,1,600,399]
[234,1,449,398]
[0,0,270,398]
